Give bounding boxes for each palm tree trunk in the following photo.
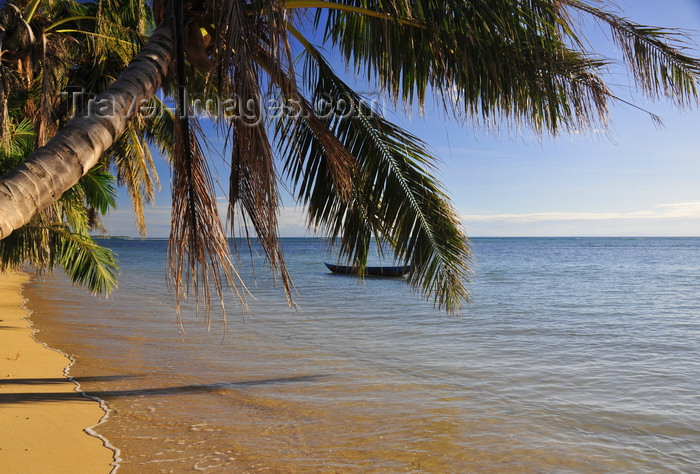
[0,21,175,239]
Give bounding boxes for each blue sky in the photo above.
[101,0,700,237]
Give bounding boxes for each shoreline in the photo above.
[0,271,116,473]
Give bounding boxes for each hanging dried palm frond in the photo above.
[210,0,296,306]
[168,117,245,328]
[168,0,245,328]
[254,43,356,206]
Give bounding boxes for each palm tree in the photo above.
[1,0,172,234]
[1,0,699,320]
[0,0,169,292]
[0,113,119,293]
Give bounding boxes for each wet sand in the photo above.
[0,272,114,473]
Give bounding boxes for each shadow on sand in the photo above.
[0,374,329,404]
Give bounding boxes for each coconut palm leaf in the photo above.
[168,0,243,327]
[563,0,700,106]
[168,119,243,327]
[0,223,118,294]
[274,33,470,312]
[0,117,33,167]
[210,0,297,307]
[105,122,161,235]
[92,0,150,63]
[76,163,118,215]
[53,226,118,293]
[315,0,614,135]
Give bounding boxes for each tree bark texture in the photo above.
[0,22,175,239]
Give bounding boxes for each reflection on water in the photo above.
[24,238,700,472]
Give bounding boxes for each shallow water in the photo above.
[25,238,700,472]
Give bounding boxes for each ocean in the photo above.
[24,237,700,472]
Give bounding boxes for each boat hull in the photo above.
[324,262,410,277]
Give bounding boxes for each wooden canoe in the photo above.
[324,262,411,276]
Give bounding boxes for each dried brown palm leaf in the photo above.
[207,0,297,307]
[210,0,293,96]
[168,0,246,329]
[229,117,296,308]
[254,45,355,205]
[35,31,50,148]
[168,117,246,329]
[227,63,295,307]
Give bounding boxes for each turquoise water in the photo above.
[25,238,700,472]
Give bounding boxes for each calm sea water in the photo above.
[24,238,700,472]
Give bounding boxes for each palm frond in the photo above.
[266,25,356,202]
[54,227,118,294]
[277,38,471,312]
[0,223,118,294]
[168,119,244,328]
[170,0,243,327]
[94,0,149,64]
[209,0,296,307]
[0,117,34,166]
[317,0,700,133]
[100,93,173,235]
[142,93,175,158]
[54,183,91,235]
[563,0,700,106]
[106,125,159,235]
[315,0,613,134]
[76,164,118,216]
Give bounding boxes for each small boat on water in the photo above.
[324,262,411,277]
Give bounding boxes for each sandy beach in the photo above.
[0,272,114,473]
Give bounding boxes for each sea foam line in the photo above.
[18,274,123,473]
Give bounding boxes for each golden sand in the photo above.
[0,271,114,473]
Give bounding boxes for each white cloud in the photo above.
[102,200,700,239]
[462,202,700,223]
[461,202,700,236]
